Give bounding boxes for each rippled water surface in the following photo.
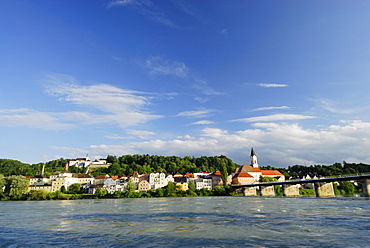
[1,196,370,247]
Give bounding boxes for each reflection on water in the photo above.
[1,197,370,247]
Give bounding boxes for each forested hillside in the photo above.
[91,155,237,177]
[1,155,370,178]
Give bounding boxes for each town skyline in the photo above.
[1,1,370,168]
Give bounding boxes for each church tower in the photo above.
[250,147,258,168]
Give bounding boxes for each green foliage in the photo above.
[274,185,283,196]
[124,179,136,197]
[213,186,227,196]
[68,183,81,194]
[4,175,29,200]
[0,159,36,176]
[196,187,212,196]
[286,162,370,178]
[27,190,49,200]
[95,187,108,198]
[113,190,123,198]
[155,188,164,197]
[334,181,357,196]
[299,189,316,196]
[90,154,238,177]
[187,180,197,197]
[47,190,71,200]
[260,176,278,182]
[165,182,177,197]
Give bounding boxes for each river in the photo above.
[0,196,370,247]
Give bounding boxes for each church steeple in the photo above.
[250,147,258,168]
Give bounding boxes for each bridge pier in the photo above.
[314,182,335,197]
[362,179,370,197]
[260,185,275,197]
[243,187,257,196]
[283,184,300,197]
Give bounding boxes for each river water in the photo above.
[0,196,370,247]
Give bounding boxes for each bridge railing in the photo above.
[231,173,370,188]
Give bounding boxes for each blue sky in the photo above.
[1,0,370,167]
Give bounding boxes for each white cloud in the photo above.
[220,29,227,34]
[232,114,315,123]
[104,134,132,140]
[145,56,188,77]
[107,0,133,8]
[193,79,223,96]
[127,130,156,139]
[314,98,359,114]
[108,0,176,27]
[191,120,214,125]
[0,74,163,130]
[252,106,290,111]
[0,108,74,130]
[55,120,370,167]
[176,109,214,118]
[44,73,162,127]
[258,83,288,88]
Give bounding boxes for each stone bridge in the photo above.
[231,174,370,197]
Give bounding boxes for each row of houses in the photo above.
[28,148,286,194]
[28,169,224,194]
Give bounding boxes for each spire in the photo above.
[250,147,256,157]
[250,147,258,168]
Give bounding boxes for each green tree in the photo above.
[27,190,49,200]
[155,188,164,197]
[260,176,277,182]
[95,187,108,198]
[68,183,81,194]
[338,181,356,195]
[4,175,29,200]
[0,174,7,200]
[219,158,229,188]
[213,186,227,196]
[113,190,123,198]
[165,182,177,197]
[187,180,197,197]
[124,179,136,197]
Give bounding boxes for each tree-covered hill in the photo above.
[92,154,237,177]
[1,155,370,178]
[0,155,238,177]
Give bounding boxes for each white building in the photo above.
[149,172,168,189]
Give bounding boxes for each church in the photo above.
[231,148,285,185]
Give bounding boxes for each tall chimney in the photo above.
[41,163,45,176]
[65,162,69,172]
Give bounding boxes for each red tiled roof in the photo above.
[261,170,284,176]
[95,175,110,179]
[233,172,254,178]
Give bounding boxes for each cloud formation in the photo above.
[191,120,214,125]
[0,74,162,130]
[232,114,315,123]
[0,108,74,130]
[108,0,176,27]
[258,83,288,88]
[145,56,188,77]
[176,109,214,118]
[53,120,370,167]
[252,106,290,111]
[44,73,162,127]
